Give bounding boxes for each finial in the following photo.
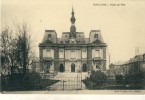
[72,7,74,14]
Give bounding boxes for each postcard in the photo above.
[1,0,145,95]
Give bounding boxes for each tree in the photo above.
[15,23,32,75]
[1,22,35,75]
[0,27,18,75]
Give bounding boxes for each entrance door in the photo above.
[71,63,75,72]
[59,64,64,72]
[82,63,87,72]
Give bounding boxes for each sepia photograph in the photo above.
[1,0,145,95]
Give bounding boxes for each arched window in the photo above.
[82,63,87,72]
[59,64,64,72]
[71,63,75,72]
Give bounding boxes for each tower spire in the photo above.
[70,7,76,32]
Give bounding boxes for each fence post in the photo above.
[77,75,78,89]
[63,80,65,90]
[81,72,82,90]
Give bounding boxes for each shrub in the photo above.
[1,72,41,91]
[23,72,41,89]
[90,70,107,86]
[125,72,145,84]
[115,75,123,84]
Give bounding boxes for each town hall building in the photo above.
[39,8,107,73]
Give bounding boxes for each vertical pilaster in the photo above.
[87,46,92,71]
[54,47,58,73]
[64,46,65,72]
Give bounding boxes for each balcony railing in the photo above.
[43,57,53,61]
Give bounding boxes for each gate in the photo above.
[48,74,86,90]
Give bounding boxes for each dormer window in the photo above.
[48,34,51,38]
[48,34,51,41]
[94,34,98,39]
[46,34,52,43]
[65,35,68,42]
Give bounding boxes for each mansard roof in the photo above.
[41,29,106,45]
[42,30,57,43]
[58,32,87,44]
[90,30,104,43]
[40,9,106,45]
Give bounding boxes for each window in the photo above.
[82,49,87,58]
[71,50,75,58]
[94,34,98,39]
[48,34,51,38]
[47,34,51,42]
[59,50,64,58]
[46,50,51,58]
[95,50,100,57]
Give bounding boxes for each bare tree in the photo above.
[15,22,34,75]
[0,27,17,75]
[1,22,35,75]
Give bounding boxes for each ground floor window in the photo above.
[59,64,64,72]
[82,63,87,72]
[71,63,75,72]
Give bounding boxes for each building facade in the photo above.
[39,9,107,73]
[107,54,145,77]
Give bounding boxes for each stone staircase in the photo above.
[48,72,88,90]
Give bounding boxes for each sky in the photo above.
[1,0,145,64]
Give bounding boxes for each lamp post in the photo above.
[63,80,65,90]
[109,53,110,66]
[81,66,82,90]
